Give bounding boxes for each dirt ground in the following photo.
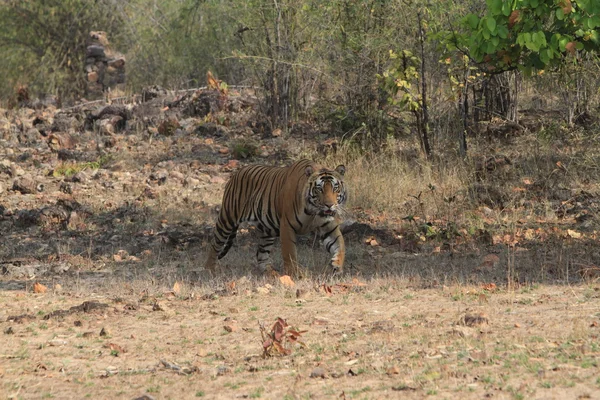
[2,88,600,399]
[1,276,599,400]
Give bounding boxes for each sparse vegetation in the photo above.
[1,0,600,399]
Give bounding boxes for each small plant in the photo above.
[232,139,259,159]
[52,155,112,178]
[260,317,306,357]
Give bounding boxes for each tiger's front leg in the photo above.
[280,220,300,277]
[320,221,345,273]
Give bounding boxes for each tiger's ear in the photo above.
[305,165,314,177]
[335,165,346,176]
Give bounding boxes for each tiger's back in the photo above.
[204,159,347,276]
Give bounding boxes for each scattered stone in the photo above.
[256,286,270,295]
[100,327,111,337]
[12,176,39,194]
[170,170,184,181]
[310,367,327,379]
[460,312,489,327]
[183,176,200,187]
[60,182,73,194]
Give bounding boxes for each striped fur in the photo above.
[205,159,347,275]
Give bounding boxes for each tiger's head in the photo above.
[304,164,347,218]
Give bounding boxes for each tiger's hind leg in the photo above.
[256,233,276,273]
[204,219,239,272]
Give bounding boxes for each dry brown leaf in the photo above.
[172,281,182,295]
[386,365,400,375]
[279,275,295,288]
[33,282,47,294]
[226,280,237,291]
[508,10,520,28]
[206,70,219,90]
[565,42,577,55]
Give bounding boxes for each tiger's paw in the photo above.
[330,262,343,276]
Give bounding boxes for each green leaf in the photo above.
[497,25,508,39]
[529,0,539,7]
[502,1,512,16]
[575,42,584,50]
[556,8,564,20]
[466,14,479,30]
[588,16,600,29]
[486,16,497,33]
[559,37,568,51]
[540,50,549,65]
[487,0,503,15]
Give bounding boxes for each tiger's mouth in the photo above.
[320,209,335,216]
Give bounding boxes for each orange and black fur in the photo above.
[205,159,347,275]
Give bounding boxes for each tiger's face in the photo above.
[305,164,347,217]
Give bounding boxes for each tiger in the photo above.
[204,159,347,276]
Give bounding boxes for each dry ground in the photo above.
[2,89,600,399]
[1,277,599,400]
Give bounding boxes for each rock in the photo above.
[183,177,200,188]
[256,287,270,295]
[60,182,73,194]
[70,171,89,183]
[140,85,167,102]
[11,165,25,177]
[12,176,38,194]
[47,133,77,150]
[310,367,327,378]
[87,71,99,82]
[170,170,184,181]
[148,170,168,185]
[18,128,40,145]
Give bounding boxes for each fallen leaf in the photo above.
[386,365,400,375]
[172,281,182,295]
[566,229,582,239]
[225,281,237,292]
[279,275,295,288]
[508,10,520,28]
[106,343,126,355]
[33,282,47,294]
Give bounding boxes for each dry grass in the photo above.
[316,140,469,218]
[1,277,599,399]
